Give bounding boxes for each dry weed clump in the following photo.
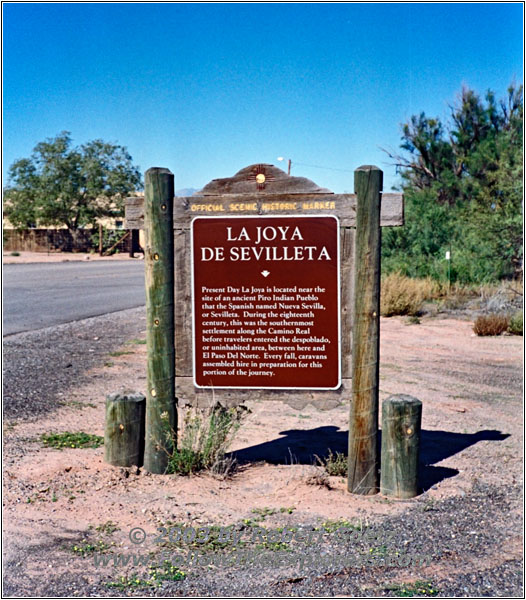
[303,466,331,488]
[438,282,496,311]
[316,450,347,477]
[167,403,245,477]
[381,273,440,317]
[473,314,510,336]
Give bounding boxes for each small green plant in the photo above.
[368,544,389,556]
[319,519,357,533]
[473,314,509,336]
[154,522,234,551]
[93,521,120,535]
[279,506,296,514]
[508,310,523,335]
[406,315,421,325]
[10,251,20,256]
[26,490,55,503]
[385,580,438,597]
[106,562,185,589]
[317,449,348,477]
[106,575,142,591]
[251,507,278,519]
[167,404,244,476]
[146,562,186,585]
[255,540,291,552]
[41,431,104,449]
[242,517,262,528]
[104,361,114,368]
[126,338,147,345]
[72,539,112,556]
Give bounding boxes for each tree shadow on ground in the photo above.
[231,427,509,491]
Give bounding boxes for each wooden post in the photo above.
[348,165,382,495]
[129,229,137,258]
[143,167,176,474]
[104,392,146,467]
[380,395,422,498]
[98,223,103,256]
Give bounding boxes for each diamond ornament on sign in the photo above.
[261,270,270,277]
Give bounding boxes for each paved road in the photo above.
[3,261,145,335]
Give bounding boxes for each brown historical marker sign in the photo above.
[192,215,341,389]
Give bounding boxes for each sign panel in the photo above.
[192,215,340,389]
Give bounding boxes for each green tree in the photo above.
[383,84,523,282]
[4,132,142,236]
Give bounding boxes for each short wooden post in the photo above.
[143,168,176,474]
[380,395,422,498]
[104,392,146,467]
[348,165,382,495]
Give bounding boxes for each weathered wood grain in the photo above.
[380,394,422,499]
[348,165,382,495]
[340,226,355,378]
[174,228,192,376]
[104,392,145,467]
[200,164,331,195]
[175,376,351,411]
[125,193,403,229]
[143,168,176,474]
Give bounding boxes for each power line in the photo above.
[291,161,354,173]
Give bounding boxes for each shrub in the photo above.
[473,314,510,336]
[168,447,203,476]
[10,251,20,256]
[380,273,440,316]
[167,404,244,476]
[316,449,347,477]
[508,311,523,335]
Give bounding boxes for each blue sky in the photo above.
[3,2,523,193]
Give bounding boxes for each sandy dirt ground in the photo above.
[2,312,523,597]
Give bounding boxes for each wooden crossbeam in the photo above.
[125,192,404,229]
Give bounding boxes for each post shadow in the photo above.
[230,426,509,490]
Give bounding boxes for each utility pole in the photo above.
[277,156,292,175]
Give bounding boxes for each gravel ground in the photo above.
[2,308,523,597]
[3,482,522,597]
[3,307,146,421]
